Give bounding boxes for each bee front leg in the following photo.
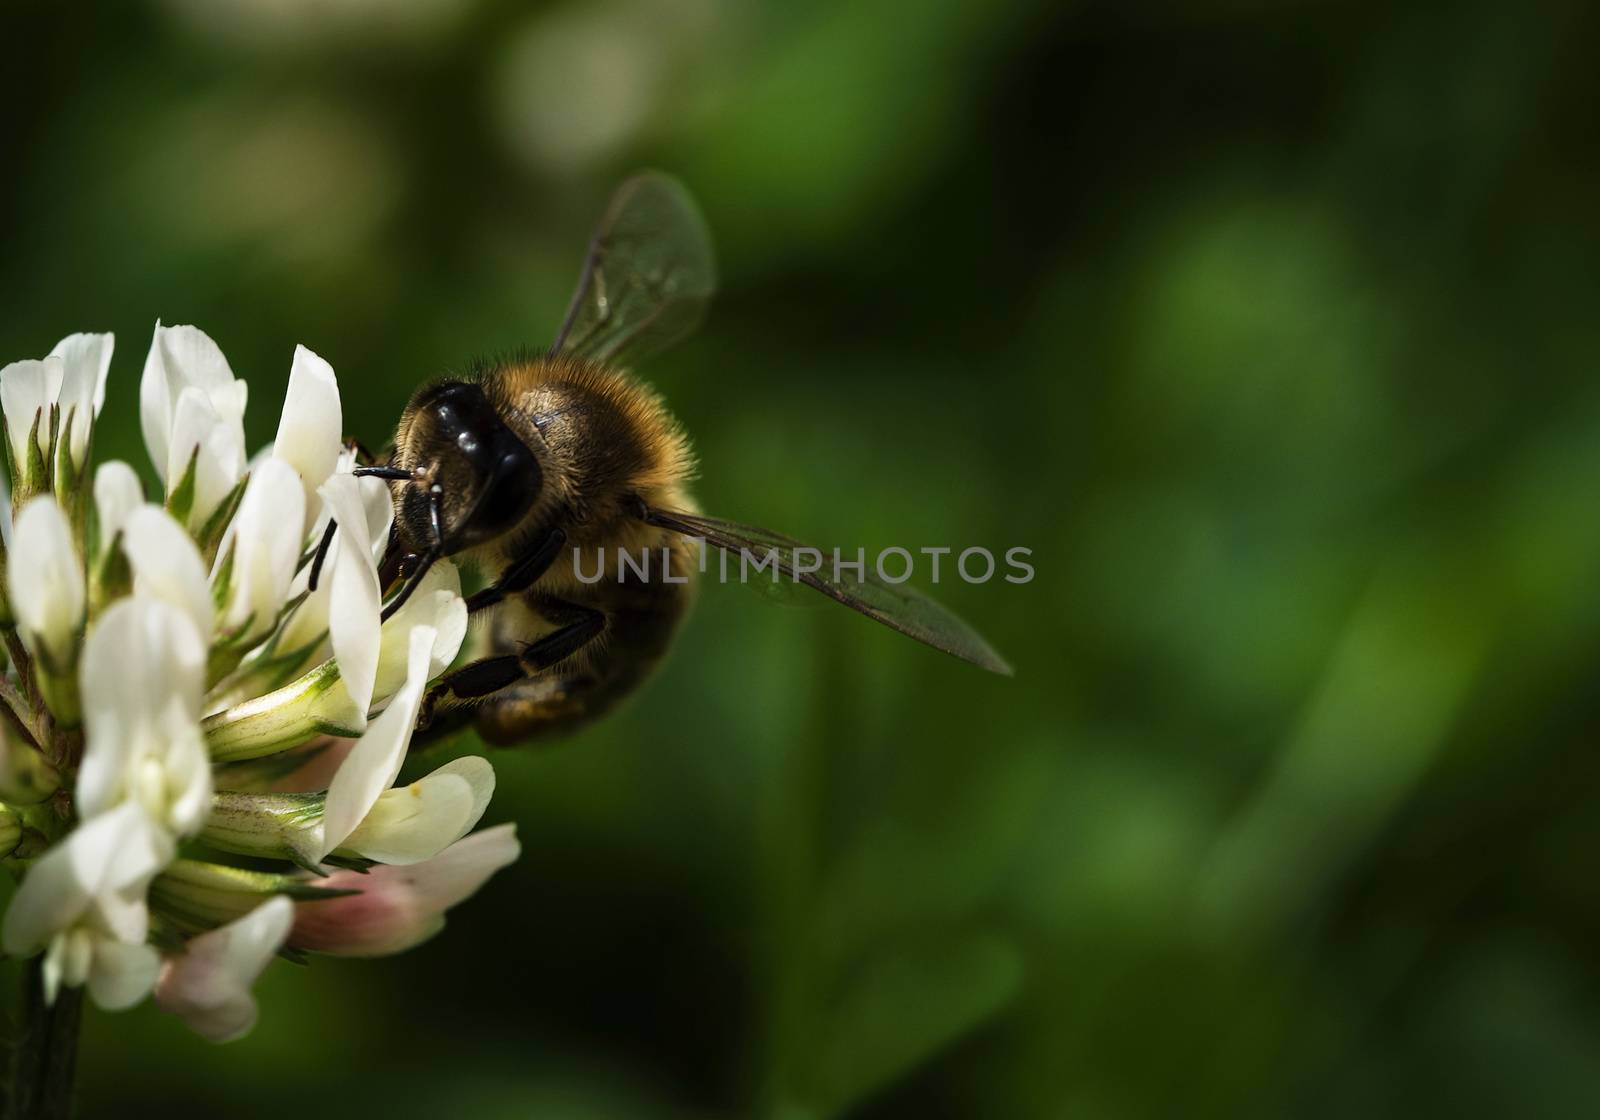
[467,527,568,613]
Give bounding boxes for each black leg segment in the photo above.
[467,527,569,613]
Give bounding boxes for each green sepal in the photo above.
[12,407,47,508]
[150,858,358,934]
[210,538,236,613]
[317,854,376,873]
[0,804,22,858]
[51,404,90,544]
[89,529,133,618]
[165,444,200,528]
[202,659,360,762]
[2,416,18,513]
[200,790,325,866]
[210,738,331,793]
[196,470,248,562]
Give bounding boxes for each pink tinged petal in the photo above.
[88,938,161,1011]
[256,736,356,794]
[291,823,520,957]
[155,895,292,1042]
[121,506,214,646]
[316,625,436,859]
[48,332,114,464]
[318,474,382,722]
[273,346,342,536]
[7,497,85,667]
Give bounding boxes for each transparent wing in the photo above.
[551,172,717,366]
[644,507,1014,676]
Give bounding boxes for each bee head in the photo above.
[395,380,542,555]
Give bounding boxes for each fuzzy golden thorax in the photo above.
[389,353,698,579]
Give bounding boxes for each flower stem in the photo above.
[5,958,82,1120]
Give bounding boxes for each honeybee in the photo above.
[325,173,1010,745]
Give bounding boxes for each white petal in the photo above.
[428,755,494,842]
[1,842,91,957]
[142,324,247,488]
[139,322,173,482]
[148,324,244,411]
[1,803,172,956]
[7,497,84,667]
[155,895,291,1042]
[121,505,214,645]
[279,461,394,659]
[0,358,62,466]
[77,598,209,835]
[317,624,436,859]
[273,346,342,537]
[339,771,476,865]
[318,474,381,722]
[87,937,160,1011]
[93,461,146,548]
[42,934,66,1004]
[49,333,114,464]
[167,386,245,527]
[218,458,305,641]
[371,559,467,703]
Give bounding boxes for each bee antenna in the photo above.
[381,549,440,622]
[352,466,415,482]
[307,518,339,592]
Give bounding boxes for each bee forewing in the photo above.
[552,172,717,366]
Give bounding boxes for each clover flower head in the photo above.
[0,325,517,1042]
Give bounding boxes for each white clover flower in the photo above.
[1,802,172,1009]
[139,324,249,533]
[0,332,111,499]
[288,823,521,957]
[154,896,293,1043]
[203,755,494,869]
[271,345,343,537]
[48,333,114,470]
[214,458,304,645]
[0,324,512,1048]
[92,460,145,549]
[0,358,62,474]
[8,496,86,722]
[76,597,212,837]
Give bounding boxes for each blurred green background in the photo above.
[5,0,1600,1116]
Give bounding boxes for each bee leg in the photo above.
[466,527,568,613]
[517,600,605,671]
[415,599,604,732]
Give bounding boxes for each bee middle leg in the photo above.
[415,597,603,736]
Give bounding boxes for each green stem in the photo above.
[6,958,82,1120]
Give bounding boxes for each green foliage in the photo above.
[4,0,1600,1116]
